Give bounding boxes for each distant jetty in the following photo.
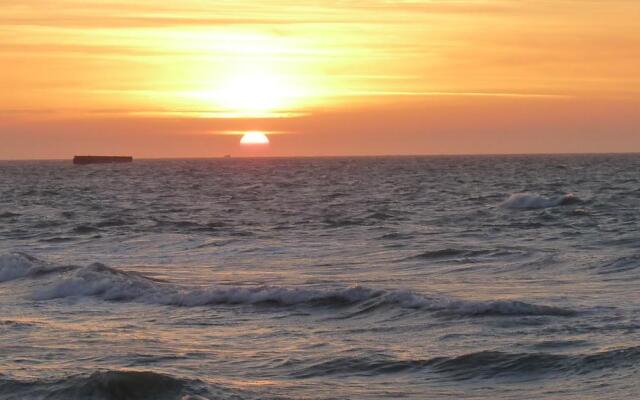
[73,156,133,165]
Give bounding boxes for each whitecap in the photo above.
[0,253,64,282]
[29,258,575,317]
[501,193,580,209]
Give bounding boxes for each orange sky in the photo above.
[1,0,639,159]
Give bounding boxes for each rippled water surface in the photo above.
[1,155,639,399]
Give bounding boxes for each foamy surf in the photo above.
[0,252,70,282]
[501,193,580,209]
[1,253,577,318]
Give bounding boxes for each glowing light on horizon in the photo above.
[180,66,310,118]
[171,31,316,118]
[218,71,291,114]
[240,131,270,145]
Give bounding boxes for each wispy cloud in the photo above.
[1,0,638,120]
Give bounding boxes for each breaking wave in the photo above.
[0,253,576,317]
[501,193,580,209]
[0,253,71,282]
[0,370,241,400]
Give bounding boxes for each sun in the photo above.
[240,131,270,145]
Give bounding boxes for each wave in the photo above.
[4,253,575,317]
[151,218,226,233]
[0,253,72,282]
[0,370,241,400]
[501,193,580,209]
[378,232,415,241]
[405,248,529,262]
[0,211,20,218]
[408,248,472,259]
[427,298,575,317]
[405,248,528,260]
[288,346,640,380]
[72,225,101,234]
[592,254,640,276]
[429,346,640,380]
[95,218,133,228]
[39,236,75,243]
[288,354,427,378]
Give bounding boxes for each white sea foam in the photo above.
[32,263,156,301]
[501,193,579,209]
[0,253,61,282]
[27,258,574,317]
[32,265,381,306]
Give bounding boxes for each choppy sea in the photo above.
[1,154,639,399]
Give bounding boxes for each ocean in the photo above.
[1,154,639,399]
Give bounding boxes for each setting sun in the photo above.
[240,131,270,145]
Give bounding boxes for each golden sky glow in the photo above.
[1,1,639,158]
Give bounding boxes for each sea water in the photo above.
[1,154,639,399]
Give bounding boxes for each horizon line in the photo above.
[2,151,640,162]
